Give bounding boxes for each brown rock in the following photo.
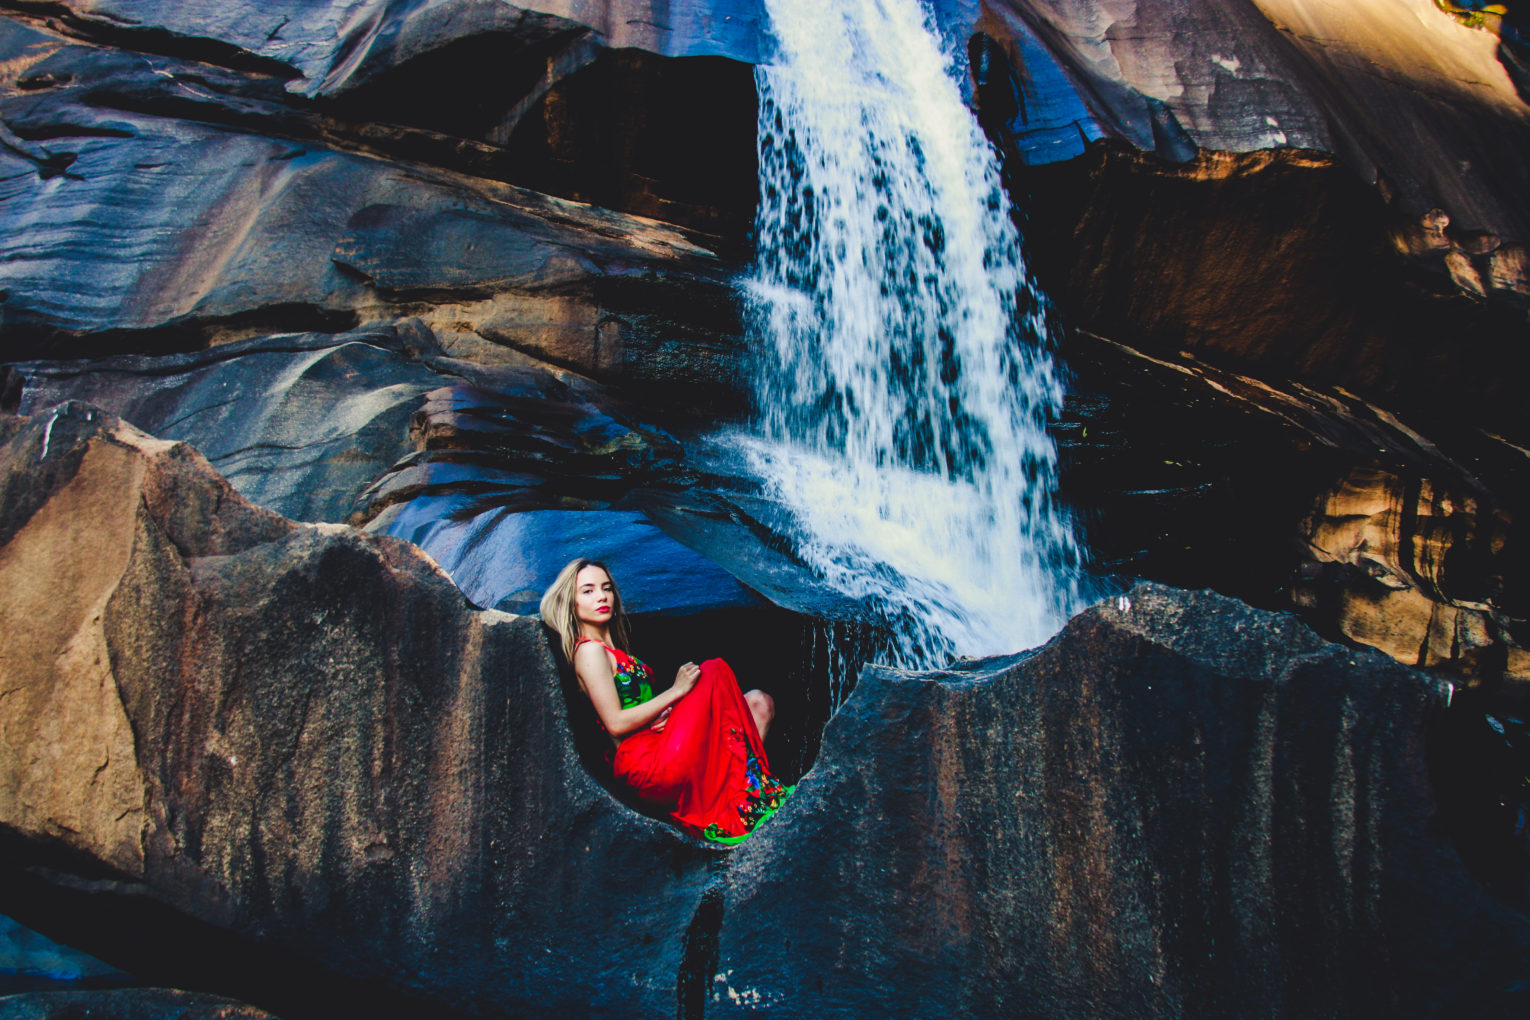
[1295,463,1524,693]
[1452,229,1501,256]
[1488,243,1530,295]
[1,413,167,877]
[1021,142,1530,447]
[1421,208,1455,253]
[989,0,1530,244]
[1445,248,1488,296]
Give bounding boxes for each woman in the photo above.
[540,557,791,843]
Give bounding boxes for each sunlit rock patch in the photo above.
[1297,463,1525,693]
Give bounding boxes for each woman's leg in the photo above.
[744,690,774,742]
[617,661,733,798]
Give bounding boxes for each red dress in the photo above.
[579,639,790,843]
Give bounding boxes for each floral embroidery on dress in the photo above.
[611,655,654,708]
[736,743,791,830]
[700,729,793,844]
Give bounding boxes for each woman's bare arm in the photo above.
[575,644,699,739]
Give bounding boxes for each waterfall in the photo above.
[735,0,1084,667]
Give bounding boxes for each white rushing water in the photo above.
[737,0,1085,666]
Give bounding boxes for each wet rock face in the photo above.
[7,320,750,528]
[10,324,456,524]
[2,406,1526,1018]
[17,1,769,76]
[0,12,751,376]
[0,44,744,390]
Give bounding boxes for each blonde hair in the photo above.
[539,557,630,662]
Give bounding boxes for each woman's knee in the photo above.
[745,689,774,727]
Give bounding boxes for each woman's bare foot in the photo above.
[744,689,775,742]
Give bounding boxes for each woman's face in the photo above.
[574,564,616,631]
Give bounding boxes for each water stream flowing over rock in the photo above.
[734,0,1085,667]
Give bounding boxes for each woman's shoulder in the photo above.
[574,638,619,663]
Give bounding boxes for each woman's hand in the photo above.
[649,664,698,731]
[674,661,701,696]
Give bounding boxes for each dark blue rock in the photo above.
[12,324,449,523]
[374,502,767,616]
[0,915,130,995]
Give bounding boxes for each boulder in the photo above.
[0,403,722,1018]
[1,406,1525,1018]
[718,584,1530,1018]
